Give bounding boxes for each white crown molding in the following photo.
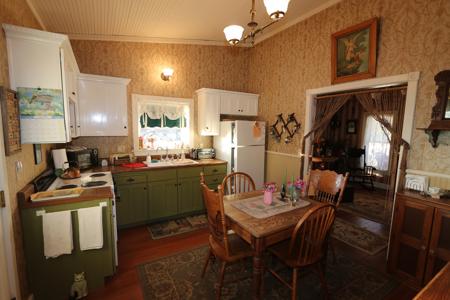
[25,0,47,30]
[78,73,131,85]
[254,0,343,45]
[68,33,252,47]
[2,23,67,44]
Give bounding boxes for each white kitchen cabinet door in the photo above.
[197,89,220,136]
[78,73,130,136]
[220,92,239,115]
[239,94,258,116]
[3,24,79,143]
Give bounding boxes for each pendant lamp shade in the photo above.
[263,0,290,20]
[223,25,244,45]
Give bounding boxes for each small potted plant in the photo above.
[263,182,277,205]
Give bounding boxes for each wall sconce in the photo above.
[161,68,174,81]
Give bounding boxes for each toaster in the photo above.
[197,148,215,159]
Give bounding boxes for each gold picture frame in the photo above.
[331,18,378,84]
[0,87,21,155]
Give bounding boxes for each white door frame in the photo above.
[0,104,18,299]
[304,72,421,255]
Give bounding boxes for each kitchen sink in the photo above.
[144,159,199,167]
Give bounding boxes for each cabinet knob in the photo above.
[72,92,75,95]
[124,126,127,129]
[420,245,426,251]
[77,125,80,128]
[205,126,209,130]
[143,187,147,190]
[429,249,435,256]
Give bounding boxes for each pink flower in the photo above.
[264,182,277,192]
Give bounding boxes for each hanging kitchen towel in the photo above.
[42,210,73,258]
[77,206,103,251]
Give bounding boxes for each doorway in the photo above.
[303,72,420,253]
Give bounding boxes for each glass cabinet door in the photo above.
[425,208,450,282]
[389,196,434,287]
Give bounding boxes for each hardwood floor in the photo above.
[88,212,417,300]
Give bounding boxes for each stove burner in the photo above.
[83,180,107,187]
[90,173,106,178]
[57,184,78,190]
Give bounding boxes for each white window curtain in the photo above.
[363,114,393,171]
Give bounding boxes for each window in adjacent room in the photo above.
[362,114,393,171]
[132,94,193,155]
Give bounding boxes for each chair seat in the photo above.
[269,239,324,268]
[209,234,253,263]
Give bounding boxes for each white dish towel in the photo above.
[77,206,104,251]
[42,211,73,258]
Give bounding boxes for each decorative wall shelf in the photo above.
[269,113,301,143]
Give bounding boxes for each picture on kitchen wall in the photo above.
[331,18,378,84]
[17,87,64,119]
[0,87,21,155]
[347,120,357,134]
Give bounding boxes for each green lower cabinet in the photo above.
[178,176,203,213]
[116,183,148,227]
[148,179,178,220]
[21,199,115,300]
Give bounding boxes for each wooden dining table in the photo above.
[223,190,322,300]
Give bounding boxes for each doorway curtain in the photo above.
[300,87,409,205]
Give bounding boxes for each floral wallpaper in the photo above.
[70,40,250,158]
[247,0,450,174]
[0,0,49,297]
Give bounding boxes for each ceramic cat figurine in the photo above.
[70,272,88,299]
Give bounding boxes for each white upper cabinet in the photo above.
[220,91,259,116]
[3,24,79,143]
[78,73,130,136]
[197,89,220,136]
[196,88,259,136]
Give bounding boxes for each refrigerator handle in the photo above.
[231,147,235,172]
[231,122,236,145]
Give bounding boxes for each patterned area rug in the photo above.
[148,215,208,239]
[137,245,398,300]
[331,218,388,255]
[341,189,390,224]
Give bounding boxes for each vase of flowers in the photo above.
[263,182,276,205]
[287,178,305,204]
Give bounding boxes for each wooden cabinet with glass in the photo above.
[388,191,450,289]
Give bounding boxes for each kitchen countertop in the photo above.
[19,186,114,209]
[90,158,227,174]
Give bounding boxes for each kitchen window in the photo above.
[132,94,193,155]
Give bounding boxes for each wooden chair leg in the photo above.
[291,268,298,300]
[329,240,336,264]
[216,261,227,300]
[201,248,213,278]
[315,263,329,299]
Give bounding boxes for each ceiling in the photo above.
[26,0,341,46]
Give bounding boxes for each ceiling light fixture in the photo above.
[224,0,290,46]
[161,68,174,81]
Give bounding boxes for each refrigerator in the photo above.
[213,120,266,189]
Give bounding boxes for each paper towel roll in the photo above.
[52,149,68,170]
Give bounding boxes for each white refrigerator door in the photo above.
[234,121,265,146]
[233,145,265,189]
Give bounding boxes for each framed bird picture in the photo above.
[331,18,378,84]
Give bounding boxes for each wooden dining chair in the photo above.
[221,172,256,195]
[267,204,336,300]
[306,169,349,208]
[200,179,254,299]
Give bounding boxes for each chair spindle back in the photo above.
[222,172,256,195]
[307,170,349,207]
[289,204,336,266]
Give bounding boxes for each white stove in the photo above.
[47,171,114,191]
[47,171,118,266]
